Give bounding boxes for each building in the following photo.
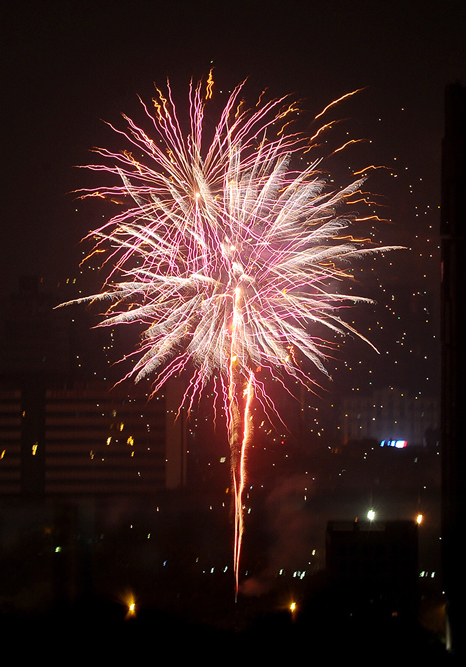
[0,275,196,612]
[325,519,419,623]
[0,277,189,498]
[0,275,72,380]
[0,378,187,499]
[440,82,466,658]
[341,386,439,448]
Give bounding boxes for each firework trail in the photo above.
[61,74,397,596]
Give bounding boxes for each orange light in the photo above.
[205,69,214,100]
[121,591,137,619]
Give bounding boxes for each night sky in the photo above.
[3,0,465,406]
[1,1,465,648]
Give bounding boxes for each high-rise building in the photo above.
[0,277,188,498]
[0,378,187,498]
[0,275,72,380]
[340,386,439,447]
[441,82,466,658]
[325,519,419,623]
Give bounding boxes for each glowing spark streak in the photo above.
[314,87,366,120]
[329,138,364,157]
[357,215,388,223]
[306,119,342,147]
[79,248,105,267]
[227,285,249,593]
[233,370,255,599]
[205,68,214,100]
[352,164,387,176]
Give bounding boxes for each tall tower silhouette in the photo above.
[440,82,466,658]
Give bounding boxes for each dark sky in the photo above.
[2,0,465,399]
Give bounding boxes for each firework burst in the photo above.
[61,75,397,596]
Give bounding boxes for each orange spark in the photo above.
[314,88,366,120]
[328,138,364,157]
[233,370,255,598]
[352,164,387,176]
[205,68,214,100]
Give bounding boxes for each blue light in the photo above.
[380,439,408,449]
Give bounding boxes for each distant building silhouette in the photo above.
[325,519,419,624]
[0,276,72,380]
[440,82,466,658]
[341,386,439,448]
[0,379,188,498]
[0,277,188,499]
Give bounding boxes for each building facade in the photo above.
[341,386,439,448]
[0,378,187,499]
[441,82,466,657]
[325,519,419,623]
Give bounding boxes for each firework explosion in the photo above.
[62,75,396,596]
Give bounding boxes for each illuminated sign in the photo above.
[380,439,408,449]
